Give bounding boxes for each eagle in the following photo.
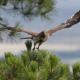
[0,10,80,50]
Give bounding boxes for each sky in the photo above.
[0,0,80,52]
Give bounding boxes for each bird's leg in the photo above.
[37,42,42,50]
[33,42,36,50]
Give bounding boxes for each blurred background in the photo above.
[0,0,80,65]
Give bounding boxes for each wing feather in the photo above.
[0,22,38,36]
[47,10,80,36]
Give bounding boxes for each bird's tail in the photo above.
[20,37,32,39]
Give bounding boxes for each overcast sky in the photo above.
[0,0,80,45]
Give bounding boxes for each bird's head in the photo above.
[40,31,49,38]
[40,31,46,38]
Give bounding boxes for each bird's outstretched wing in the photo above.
[47,10,80,36]
[0,10,80,37]
[0,22,38,36]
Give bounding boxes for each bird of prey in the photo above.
[0,10,80,50]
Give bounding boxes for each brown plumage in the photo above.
[0,10,80,50]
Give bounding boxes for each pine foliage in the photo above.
[0,50,79,80]
[0,0,55,17]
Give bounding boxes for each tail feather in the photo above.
[20,37,32,39]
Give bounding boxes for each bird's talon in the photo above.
[36,47,39,50]
[33,48,35,51]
